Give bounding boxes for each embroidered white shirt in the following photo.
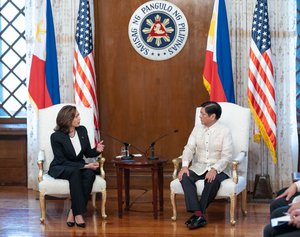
[181,120,233,176]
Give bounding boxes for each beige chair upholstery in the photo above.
[170,102,250,225]
[37,103,107,223]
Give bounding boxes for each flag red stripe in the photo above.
[74,79,90,107]
[82,56,97,102]
[73,49,98,108]
[75,51,97,104]
[203,51,227,101]
[28,55,52,108]
[249,49,275,97]
[73,51,91,107]
[247,90,276,147]
[248,89,275,138]
[85,54,96,82]
[248,68,276,123]
[263,51,274,75]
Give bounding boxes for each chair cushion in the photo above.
[39,174,106,195]
[170,176,246,198]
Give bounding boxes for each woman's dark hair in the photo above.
[54,105,77,134]
[200,101,222,119]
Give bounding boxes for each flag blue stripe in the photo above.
[216,0,235,103]
[45,0,60,105]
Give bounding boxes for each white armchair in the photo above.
[37,103,107,223]
[170,102,250,225]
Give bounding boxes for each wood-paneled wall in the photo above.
[0,125,27,185]
[94,0,212,175]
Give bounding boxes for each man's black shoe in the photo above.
[188,215,207,229]
[185,215,197,226]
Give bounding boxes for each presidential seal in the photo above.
[128,0,188,61]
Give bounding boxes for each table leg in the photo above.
[116,166,123,218]
[124,168,130,210]
[152,166,158,219]
[158,166,164,211]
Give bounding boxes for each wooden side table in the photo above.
[113,157,167,219]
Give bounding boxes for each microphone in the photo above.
[99,130,145,160]
[146,129,179,160]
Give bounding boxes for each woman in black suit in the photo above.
[48,105,104,228]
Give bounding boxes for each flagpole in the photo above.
[253,139,273,199]
[261,140,264,176]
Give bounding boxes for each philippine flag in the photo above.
[28,0,60,109]
[202,0,235,103]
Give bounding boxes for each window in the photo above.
[0,0,26,120]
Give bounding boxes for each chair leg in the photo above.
[241,189,248,216]
[39,192,46,223]
[101,190,107,219]
[170,190,177,221]
[230,194,237,225]
[92,193,97,209]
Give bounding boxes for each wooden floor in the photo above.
[0,186,270,237]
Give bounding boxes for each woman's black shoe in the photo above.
[66,210,75,227]
[66,221,75,227]
[75,222,86,228]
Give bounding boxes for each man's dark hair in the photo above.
[200,101,222,119]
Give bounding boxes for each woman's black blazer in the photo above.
[48,125,100,178]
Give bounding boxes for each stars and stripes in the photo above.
[73,0,100,143]
[247,0,276,163]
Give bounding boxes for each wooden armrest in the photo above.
[37,160,44,182]
[232,160,238,184]
[37,150,45,182]
[172,157,182,180]
[97,156,106,179]
[231,151,246,184]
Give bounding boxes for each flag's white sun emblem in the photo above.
[142,14,174,47]
[128,0,188,61]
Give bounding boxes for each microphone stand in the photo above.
[149,142,158,160]
[100,130,145,160]
[122,142,132,160]
[147,129,179,160]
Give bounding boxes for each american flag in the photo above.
[247,0,276,163]
[73,0,100,142]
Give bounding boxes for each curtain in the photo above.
[228,0,297,192]
[26,0,94,189]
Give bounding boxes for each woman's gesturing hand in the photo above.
[96,140,105,153]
